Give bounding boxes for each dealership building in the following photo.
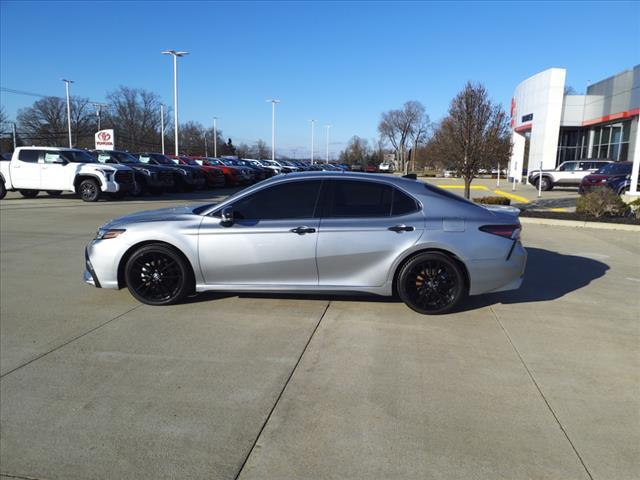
[508,65,639,195]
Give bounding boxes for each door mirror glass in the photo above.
[221,206,234,226]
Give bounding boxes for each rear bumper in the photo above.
[467,242,527,295]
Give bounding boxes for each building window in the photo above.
[521,113,533,123]
[589,121,631,161]
[556,129,588,165]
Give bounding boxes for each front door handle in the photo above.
[388,224,414,233]
[291,226,316,235]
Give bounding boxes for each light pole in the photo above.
[160,104,165,154]
[161,50,188,155]
[324,124,332,163]
[62,79,74,147]
[309,119,315,164]
[267,99,280,161]
[213,117,217,157]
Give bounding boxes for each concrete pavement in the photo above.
[1,191,638,479]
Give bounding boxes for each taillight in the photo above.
[479,224,521,240]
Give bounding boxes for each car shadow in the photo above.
[183,248,609,312]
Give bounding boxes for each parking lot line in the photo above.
[493,188,530,204]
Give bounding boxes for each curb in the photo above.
[519,216,640,232]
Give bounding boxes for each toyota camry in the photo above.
[84,172,526,314]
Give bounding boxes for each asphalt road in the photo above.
[1,189,638,480]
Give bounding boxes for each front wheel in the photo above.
[19,189,39,198]
[79,179,100,202]
[397,252,466,315]
[125,244,193,306]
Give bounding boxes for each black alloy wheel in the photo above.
[125,244,193,305]
[397,252,465,315]
[538,177,552,191]
[19,189,39,198]
[79,179,100,202]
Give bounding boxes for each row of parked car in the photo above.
[0,147,372,201]
[527,159,637,195]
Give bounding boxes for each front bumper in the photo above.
[84,246,101,288]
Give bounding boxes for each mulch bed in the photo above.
[519,209,640,225]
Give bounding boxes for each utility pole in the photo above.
[160,104,165,154]
[162,50,188,155]
[324,124,332,163]
[12,123,17,150]
[267,100,280,161]
[62,79,74,147]
[309,119,315,164]
[213,117,217,157]
[204,130,208,157]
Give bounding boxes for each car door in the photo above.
[10,149,42,189]
[198,179,323,285]
[316,179,424,287]
[40,151,72,190]
[558,161,580,184]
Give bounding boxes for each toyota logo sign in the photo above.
[94,129,115,150]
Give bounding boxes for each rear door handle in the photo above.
[291,226,316,235]
[388,224,414,233]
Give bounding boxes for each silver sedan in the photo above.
[84,172,526,314]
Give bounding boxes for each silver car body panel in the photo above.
[85,172,526,297]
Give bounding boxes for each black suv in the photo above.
[134,153,205,191]
[91,150,175,195]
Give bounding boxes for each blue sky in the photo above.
[1,1,638,157]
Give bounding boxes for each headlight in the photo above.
[95,228,126,240]
[96,168,114,180]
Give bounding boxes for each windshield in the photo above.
[181,157,199,166]
[152,155,174,165]
[596,163,631,175]
[112,151,139,164]
[61,150,97,163]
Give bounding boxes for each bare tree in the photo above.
[17,96,93,147]
[378,100,429,173]
[106,86,163,152]
[426,82,511,198]
[236,142,251,158]
[251,139,269,160]
[339,135,370,165]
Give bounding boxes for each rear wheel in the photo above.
[125,244,193,306]
[536,176,552,191]
[79,179,100,202]
[0,179,6,199]
[46,190,62,196]
[19,189,39,198]
[397,252,466,315]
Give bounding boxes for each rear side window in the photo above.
[18,150,40,163]
[392,188,419,215]
[232,180,322,220]
[328,180,392,217]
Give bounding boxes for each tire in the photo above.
[79,179,100,202]
[536,176,552,191]
[125,244,193,306]
[0,179,6,199]
[46,190,62,196]
[397,252,466,315]
[19,189,39,198]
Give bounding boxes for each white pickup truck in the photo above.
[0,147,135,201]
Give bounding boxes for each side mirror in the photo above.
[220,207,234,227]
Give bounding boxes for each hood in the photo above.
[129,163,174,173]
[101,203,209,228]
[81,163,132,172]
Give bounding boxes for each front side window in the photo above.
[559,162,578,171]
[232,180,322,220]
[18,150,41,163]
[327,180,392,217]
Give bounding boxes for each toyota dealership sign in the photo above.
[95,129,115,150]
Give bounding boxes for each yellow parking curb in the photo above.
[493,189,530,204]
[550,208,567,212]
[436,185,490,190]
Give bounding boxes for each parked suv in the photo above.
[135,153,205,191]
[579,161,633,195]
[527,160,612,191]
[0,147,135,201]
[91,150,175,195]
